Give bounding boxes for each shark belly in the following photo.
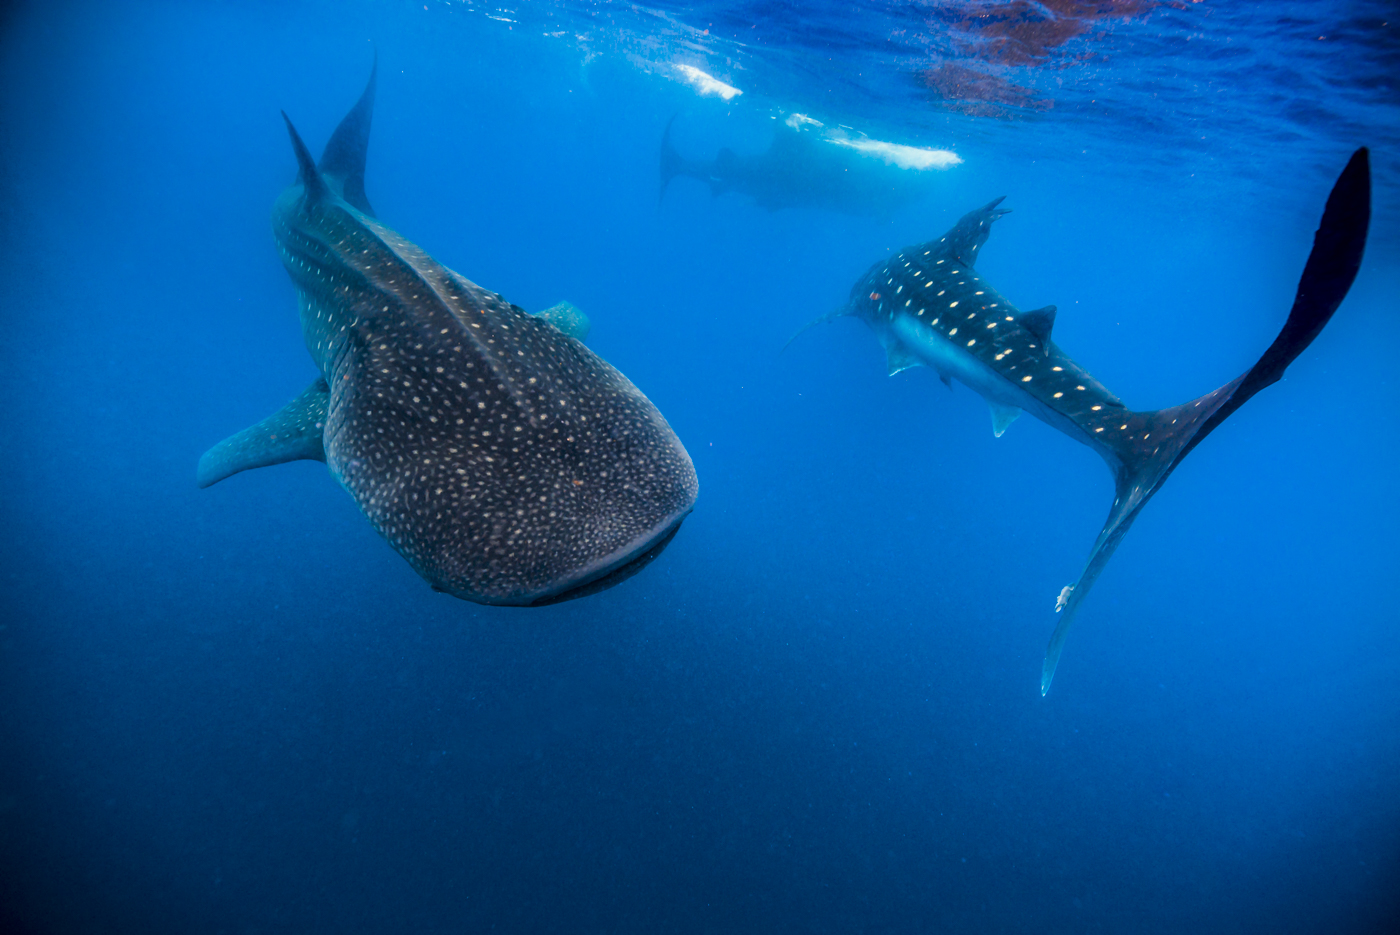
[891,313,1026,408]
[889,313,1097,448]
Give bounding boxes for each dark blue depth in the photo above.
[1,2,1397,933]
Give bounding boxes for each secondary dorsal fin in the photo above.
[319,56,377,216]
[282,112,327,204]
[1019,305,1056,354]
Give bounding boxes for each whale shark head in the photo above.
[201,61,699,606]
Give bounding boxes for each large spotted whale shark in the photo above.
[199,64,698,605]
[794,150,1370,693]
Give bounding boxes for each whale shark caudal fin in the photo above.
[317,56,377,216]
[1040,147,1372,696]
[197,378,329,489]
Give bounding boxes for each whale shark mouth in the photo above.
[528,512,691,607]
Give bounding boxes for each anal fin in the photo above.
[198,378,329,488]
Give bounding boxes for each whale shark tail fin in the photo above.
[318,54,377,216]
[659,116,685,204]
[1041,147,1371,696]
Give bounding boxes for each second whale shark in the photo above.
[660,117,959,217]
[793,150,1371,692]
[199,64,699,606]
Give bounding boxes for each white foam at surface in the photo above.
[675,64,742,101]
[825,136,962,170]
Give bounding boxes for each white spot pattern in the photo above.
[273,194,698,604]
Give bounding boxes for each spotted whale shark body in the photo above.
[796,150,1370,693]
[199,65,698,606]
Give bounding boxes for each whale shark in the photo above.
[792,150,1371,693]
[199,64,699,606]
[660,117,957,216]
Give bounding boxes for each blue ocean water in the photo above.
[1,1,1397,931]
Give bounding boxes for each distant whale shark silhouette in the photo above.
[660,117,955,216]
[792,149,1371,692]
[199,63,698,606]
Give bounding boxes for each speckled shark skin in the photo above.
[199,64,698,606]
[798,151,1370,692]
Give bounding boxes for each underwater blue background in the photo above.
[1,1,1397,931]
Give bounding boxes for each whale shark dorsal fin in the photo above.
[988,402,1021,437]
[1019,305,1056,353]
[318,56,377,216]
[281,112,327,204]
[885,344,922,376]
[197,378,329,488]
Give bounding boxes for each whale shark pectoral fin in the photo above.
[1018,305,1056,355]
[197,378,329,489]
[533,301,591,343]
[988,402,1021,437]
[885,344,923,376]
[318,55,377,216]
[781,306,850,353]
